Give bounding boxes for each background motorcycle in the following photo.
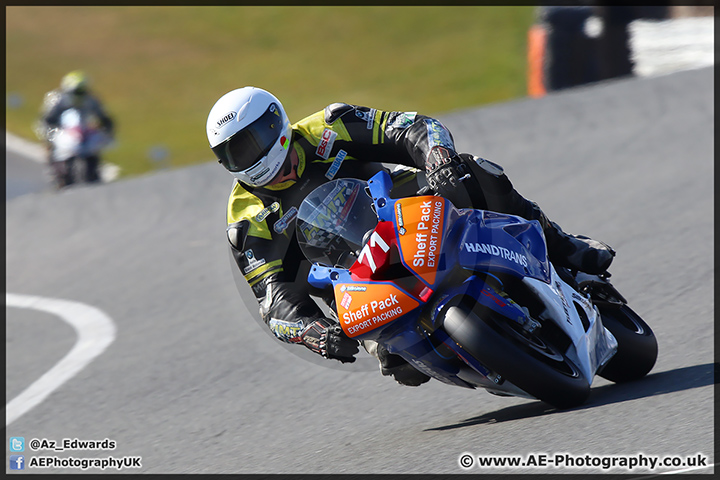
[296,171,657,409]
[47,108,111,188]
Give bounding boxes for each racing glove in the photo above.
[424,146,477,207]
[425,146,466,187]
[299,318,359,363]
[424,149,506,211]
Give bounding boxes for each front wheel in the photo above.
[443,306,590,409]
[597,304,657,383]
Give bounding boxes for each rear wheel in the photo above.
[443,305,590,409]
[597,304,657,383]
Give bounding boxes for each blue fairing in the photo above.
[365,170,550,284]
[457,211,551,284]
[305,170,555,389]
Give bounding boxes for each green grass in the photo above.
[6,6,535,178]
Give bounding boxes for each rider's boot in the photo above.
[363,340,431,387]
[523,200,616,275]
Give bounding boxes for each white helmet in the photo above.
[207,87,292,187]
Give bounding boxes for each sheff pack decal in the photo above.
[334,282,419,337]
[395,196,447,286]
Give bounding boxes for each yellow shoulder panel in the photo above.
[226,182,272,240]
[293,110,351,144]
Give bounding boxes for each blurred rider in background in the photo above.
[206,86,615,387]
[35,71,115,188]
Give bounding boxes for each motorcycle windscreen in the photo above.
[295,178,378,268]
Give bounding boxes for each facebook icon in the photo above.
[10,455,24,470]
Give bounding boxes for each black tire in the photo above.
[443,305,590,409]
[597,304,657,383]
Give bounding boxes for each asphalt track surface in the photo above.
[5,149,54,200]
[5,67,714,474]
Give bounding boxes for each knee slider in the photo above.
[473,155,504,177]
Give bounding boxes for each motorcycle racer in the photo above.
[36,70,114,187]
[207,87,615,386]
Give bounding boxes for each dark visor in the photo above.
[212,103,283,173]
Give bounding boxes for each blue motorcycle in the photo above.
[295,171,658,409]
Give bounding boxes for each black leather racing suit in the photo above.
[226,103,528,346]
